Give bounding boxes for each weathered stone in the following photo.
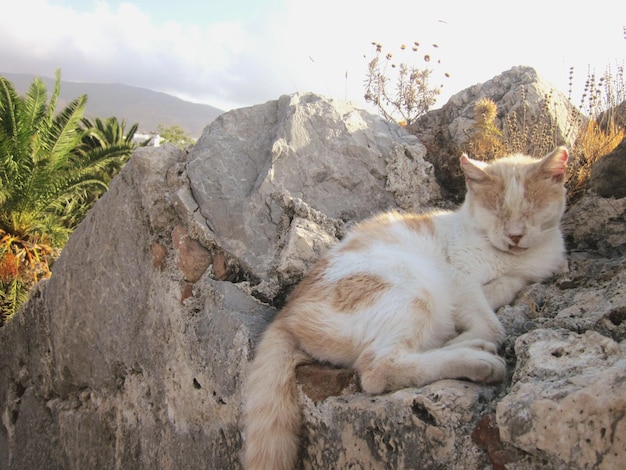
[172,225,212,282]
[496,329,626,469]
[0,145,273,469]
[180,282,194,303]
[183,92,440,298]
[385,142,442,210]
[562,193,626,258]
[276,217,337,281]
[150,241,167,270]
[471,413,516,470]
[295,364,360,402]
[590,136,626,198]
[299,382,497,469]
[211,250,231,281]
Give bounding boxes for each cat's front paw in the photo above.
[469,351,506,383]
[444,338,499,355]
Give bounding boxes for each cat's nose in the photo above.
[508,234,523,244]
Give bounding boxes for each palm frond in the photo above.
[45,69,62,126]
[43,95,87,166]
[1,278,30,325]
[0,77,28,184]
[23,77,49,162]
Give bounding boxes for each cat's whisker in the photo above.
[540,225,560,234]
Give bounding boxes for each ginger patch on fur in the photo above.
[332,273,390,313]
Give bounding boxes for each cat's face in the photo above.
[461,147,568,254]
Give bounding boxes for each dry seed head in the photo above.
[473,97,498,124]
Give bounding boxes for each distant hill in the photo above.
[1,72,224,138]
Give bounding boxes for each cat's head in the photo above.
[460,147,568,254]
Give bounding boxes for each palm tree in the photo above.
[0,71,139,323]
[56,116,149,228]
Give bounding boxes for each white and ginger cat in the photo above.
[242,147,569,470]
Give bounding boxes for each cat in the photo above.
[241,146,569,470]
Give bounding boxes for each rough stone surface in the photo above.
[0,145,273,469]
[182,92,440,301]
[590,136,626,199]
[496,329,626,469]
[1,85,625,470]
[172,225,212,282]
[299,382,497,470]
[295,364,360,403]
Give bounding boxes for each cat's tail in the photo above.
[242,320,308,470]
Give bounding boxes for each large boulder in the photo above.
[1,89,625,470]
[176,92,440,302]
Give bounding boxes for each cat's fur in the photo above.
[241,147,569,470]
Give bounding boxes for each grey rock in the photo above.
[562,192,626,258]
[183,92,439,301]
[590,136,626,198]
[0,93,442,470]
[496,329,626,469]
[0,145,272,469]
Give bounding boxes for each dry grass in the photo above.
[503,87,562,158]
[565,64,625,200]
[566,119,625,200]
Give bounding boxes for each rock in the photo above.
[496,329,626,469]
[182,92,440,301]
[590,136,626,198]
[0,143,274,469]
[562,192,626,258]
[471,413,516,470]
[172,225,212,282]
[598,100,626,133]
[0,93,443,469]
[295,364,360,402]
[409,66,580,200]
[299,381,498,469]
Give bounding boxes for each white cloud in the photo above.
[0,0,252,108]
[0,0,624,111]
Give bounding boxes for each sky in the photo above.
[0,0,624,112]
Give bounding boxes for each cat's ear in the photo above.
[460,154,489,183]
[538,146,569,183]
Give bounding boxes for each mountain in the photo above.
[1,72,224,138]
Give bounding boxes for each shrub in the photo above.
[364,41,448,125]
[465,97,505,161]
